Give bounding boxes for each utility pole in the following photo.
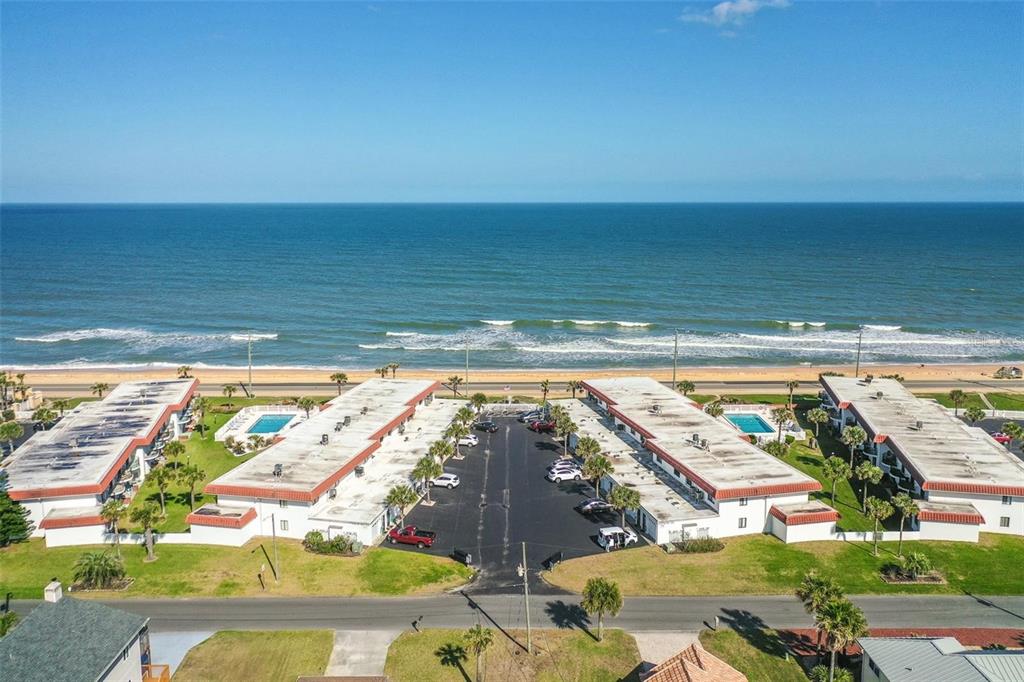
[854,326,864,378]
[519,541,532,654]
[672,330,679,388]
[270,512,280,583]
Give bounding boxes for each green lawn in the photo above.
[699,628,807,682]
[385,628,641,682]
[987,393,1024,411]
[914,392,989,411]
[173,630,332,682]
[0,538,472,599]
[546,532,1024,596]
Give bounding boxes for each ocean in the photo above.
[1,203,1021,371]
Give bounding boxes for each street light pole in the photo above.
[270,512,280,583]
[854,326,864,378]
[519,541,532,654]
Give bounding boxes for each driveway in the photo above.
[393,417,621,593]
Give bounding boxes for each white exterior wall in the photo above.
[97,631,145,682]
[310,510,389,547]
[23,494,103,538]
[188,522,259,546]
[919,519,981,542]
[926,490,1024,536]
[774,519,838,543]
[43,523,109,547]
[860,655,884,682]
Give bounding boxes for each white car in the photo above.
[597,526,638,550]
[429,473,461,489]
[547,467,582,482]
[458,434,479,447]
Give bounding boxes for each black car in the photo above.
[575,498,614,515]
[474,420,499,433]
[517,410,543,423]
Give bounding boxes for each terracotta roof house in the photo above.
[642,642,747,682]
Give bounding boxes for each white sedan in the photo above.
[429,473,461,489]
[458,434,479,447]
[547,467,582,482]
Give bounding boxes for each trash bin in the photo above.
[451,548,473,565]
[543,551,563,570]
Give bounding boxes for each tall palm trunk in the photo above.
[829,648,837,682]
[897,516,906,557]
[144,528,155,561]
[598,613,604,641]
[475,648,482,682]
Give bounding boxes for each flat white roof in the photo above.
[583,377,819,499]
[4,379,196,497]
[312,399,461,527]
[559,399,717,524]
[822,376,1024,495]
[206,379,437,500]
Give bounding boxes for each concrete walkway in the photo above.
[149,630,214,675]
[325,629,402,677]
[630,630,700,670]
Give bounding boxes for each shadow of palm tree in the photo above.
[544,600,597,641]
[435,642,470,682]
[719,608,790,659]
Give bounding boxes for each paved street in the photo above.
[12,594,1024,634]
[394,417,612,593]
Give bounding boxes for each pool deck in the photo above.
[213,405,306,442]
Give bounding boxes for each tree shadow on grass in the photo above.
[719,608,790,660]
[435,642,470,682]
[544,600,596,641]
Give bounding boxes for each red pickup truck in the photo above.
[387,525,436,548]
[529,419,556,433]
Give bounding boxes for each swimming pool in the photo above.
[247,414,296,434]
[725,413,775,434]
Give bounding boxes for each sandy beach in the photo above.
[7,362,1017,396]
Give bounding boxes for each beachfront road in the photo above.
[26,378,1024,397]
[11,594,1024,633]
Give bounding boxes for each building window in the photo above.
[868,658,880,675]
[1000,517,1010,528]
[280,519,289,531]
[739,498,748,507]
[738,518,747,529]
[1003,495,1013,505]
[279,500,288,508]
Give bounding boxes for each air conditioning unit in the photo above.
[915,420,923,430]
[692,433,700,444]
[328,487,337,499]
[321,434,329,445]
[273,463,283,477]
[343,416,351,426]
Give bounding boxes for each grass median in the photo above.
[173,630,332,682]
[1,538,472,599]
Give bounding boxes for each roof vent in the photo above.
[320,434,329,445]
[916,420,923,430]
[273,463,283,477]
[875,391,884,399]
[343,415,352,426]
[692,433,700,444]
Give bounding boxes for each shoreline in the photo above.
[5,362,1017,391]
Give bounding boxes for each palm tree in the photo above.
[891,492,919,558]
[178,464,206,510]
[676,380,696,396]
[865,496,894,556]
[15,374,27,401]
[822,457,852,506]
[1002,422,1024,449]
[329,372,349,395]
[91,382,110,399]
[297,396,319,419]
[195,397,212,437]
[581,577,623,641]
[446,422,470,457]
[609,485,641,528]
[770,406,793,443]
[0,611,18,637]
[704,401,724,418]
[412,455,442,504]
[32,407,57,429]
[221,384,236,407]
[149,466,175,515]
[539,379,551,403]
[100,499,128,557]
[0,420,24,455]
[963,406,986,425]
[177,365,192,378]
[575,435,601,461]
[470,393,488,413]
[840,425,867,466]
[73,551,126,589]
[429,439,454,462]
[52,398,71,417]
[762,440,789,458]
[247,434,267,451]
[464,624,494,682]
[948,389,967,417]
[388,362,400,378]
[796,571,845,658]
[583,455,613,496]
[555,414,577,458]
[807,407,830,438]
[854,461,883,512]
[384,484,419,527]
[785,379,800,406]
[374,367,388,379]
[817,597,868,682]
[447,375,464,398]
[455,406,475,426]
[566,380,583,399]
[163,440,185,467]
[130,502,162,562]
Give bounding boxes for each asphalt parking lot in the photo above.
[393,417,625,593]
[976,417,1024,461]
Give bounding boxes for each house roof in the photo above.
[770,500,840,526]
[858,637,1024,682]
[643,642,747,682]
[0,597,148,682]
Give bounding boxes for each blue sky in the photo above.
[2,1,1021,202]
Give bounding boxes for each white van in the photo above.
[597,526,638,551]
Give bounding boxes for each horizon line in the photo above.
[3,200,1022,206]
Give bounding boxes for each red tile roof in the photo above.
[643,642,747,682]
[769,505,840,526]
[186,506,257,529]
[918,508,984,525]
[38,514,105,530]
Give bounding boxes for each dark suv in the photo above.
[474,420,499,433]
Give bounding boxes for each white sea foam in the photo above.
[358,343,403,350]
[385,332,417,337]
[229,333,278,341]
[863,325,902,331]
[613,321,652,327]
[480,320,515,326]
[16,328,277,346]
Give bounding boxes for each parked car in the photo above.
[429,473,461,489]
[576,498,614,515]
[474,421,499,433]
[387,525,436,548]
[529,419,556,433]
[458,434,480,447]
[992,432,1013,445]
[547,467,583,482]
[597,526,638,550]
[518,410,543,423]
[547,460,581,472]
